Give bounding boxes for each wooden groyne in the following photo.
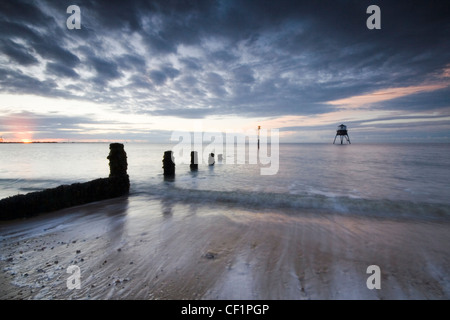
[163,150,175,177]
[208,153,215,166]
[0,143,130,220]
[190,151,198,171]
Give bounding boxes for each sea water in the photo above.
[1,143,450,221]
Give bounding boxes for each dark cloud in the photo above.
[0,39,38,65]
[149,70,167,86]
[0,0,449,141]
[205,72,227,97]
[161,65,181,79]
[128,74,152,89]
[211,50,237,63]
[0,68,57,97]
[89,56,121,80]
[180,57,203,71]
[33,41,80,68]
[149,66,180,86]
[143,32,178,55]
[0,1,54,26]
[117,54,147,71]
[0,20,42,43]
[46,62,79,78]
[232,65,255,84]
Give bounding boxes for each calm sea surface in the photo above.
[1,143,449,220]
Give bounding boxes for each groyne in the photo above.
[0,143,129,220]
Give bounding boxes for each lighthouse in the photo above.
[333,124,351,144]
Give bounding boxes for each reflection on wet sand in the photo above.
[1,194,449,299]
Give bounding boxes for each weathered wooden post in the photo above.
[163,150,175,176]
[107,143,130,195]
[258,125,261,150]
[108,143,128,177]
[208,152,215,166]
[190,151,198,171]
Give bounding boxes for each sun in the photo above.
[21,139,33,144]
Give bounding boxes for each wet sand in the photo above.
[1,195,449,300]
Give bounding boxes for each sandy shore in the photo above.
[1,195,449,300]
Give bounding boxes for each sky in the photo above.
[0,0,449,143]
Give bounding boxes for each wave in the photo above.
[137,184,450,222]
[2,177,448,222]
[0,178,68,186]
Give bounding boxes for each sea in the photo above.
[1,142,450,221]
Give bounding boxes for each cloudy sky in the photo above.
[1,0,449,143]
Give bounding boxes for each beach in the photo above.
[1,194,449,300]
[1,142,450,300]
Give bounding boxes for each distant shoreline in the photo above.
[1,141,449,145]
[0,141,59,144]
[0,141,110,144]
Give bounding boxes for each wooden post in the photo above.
[107,143,128,177]
[163,151,175,176]
[258,126,261,149]
[208,152,215,166]
[107,143,130,194]
[190,151,198,171]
